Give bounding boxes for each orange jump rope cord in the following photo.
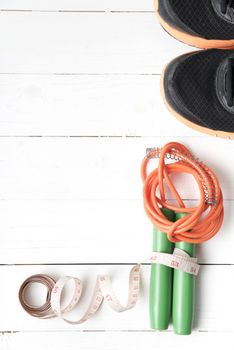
[141,142,224,244]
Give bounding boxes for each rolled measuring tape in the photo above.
[19,249,199,324]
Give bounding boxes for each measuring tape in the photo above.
[19,248,199,324]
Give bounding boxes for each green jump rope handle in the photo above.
[150,208,175,330]
[172,212,196,335]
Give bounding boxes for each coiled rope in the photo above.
[141,142,224,243]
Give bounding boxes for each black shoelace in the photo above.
[221,0,234,14]
[226,58,234,107]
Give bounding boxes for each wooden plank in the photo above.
[0,137,231,263]
[0,0,154,11]
[0,74,212,137]
[0,137,232,201]
[1,331,233,350]
[0,199,233,264]
[0,12,189,74]
[1,265,233,331]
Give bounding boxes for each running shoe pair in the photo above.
[157,0,234,139]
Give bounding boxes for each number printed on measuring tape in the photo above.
[18,249,199,324]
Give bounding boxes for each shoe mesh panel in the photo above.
[171,50,234,132]
[168,0,234,40]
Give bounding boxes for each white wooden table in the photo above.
[0,1,234,349]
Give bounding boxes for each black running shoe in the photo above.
[155,0,234,49]
[161,49,234,139]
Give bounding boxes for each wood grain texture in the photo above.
[1,332,233,350]
[0,74,203,137]
[0,137,232,200]
[0,12,189,74]
[0,0,154,11]
[1,265,234,331]
[0,137,232,263]
[1,198,233,264]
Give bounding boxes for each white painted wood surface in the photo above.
[0,0,154,11]
[0,12,189,74]
[0,1,233,349]
[1,265,234,331]
[0,137,233,264]
[2,332,234,350]
[0,75,207,137]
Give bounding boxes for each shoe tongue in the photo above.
[216,56,234,113]
[211,0,234,23]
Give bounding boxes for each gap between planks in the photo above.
[1,263,233,266]
[0,10,154,13]
[0,73,160,75]
[0,329,226,333]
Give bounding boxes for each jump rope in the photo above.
[19,142,224,335]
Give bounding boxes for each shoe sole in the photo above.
[154,0,234,49]
[161,64,234,139]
